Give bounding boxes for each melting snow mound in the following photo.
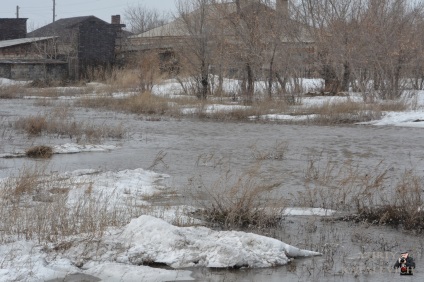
[116,215,321,268]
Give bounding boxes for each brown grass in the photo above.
[189,161,284,229]
[249,141,288,161]
[0,166,143,243]
[76,91,172,116]
[301,100,381,124]
[299,99,408,125]
[0,84,27,99]
[14,107,126,142]
[296,156,424,232]
[17,116,48,136]
[1,165,45,200]
[177,98,291,121]
[25,145,53,159]
[106,68,141,90]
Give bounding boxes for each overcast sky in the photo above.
[0,0,176,30]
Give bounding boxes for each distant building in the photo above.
[0,18,28,40]
[0,36,67,81]
[127,0,315,78]
[28,15,125,79]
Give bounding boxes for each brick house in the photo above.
[28,16,125,79]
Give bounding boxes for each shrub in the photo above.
[0,165,144,243]
[15,116,47,136]
[14,108,126,142]
[25,145,53,159]
[303,100,382,124]
[189,161,284,229]
[296,156,424,232]
[76,91,170,116]
[0,84,26,99]
[1,165,45,199]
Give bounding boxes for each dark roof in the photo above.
[0,37,56,49]
[0,59,66,64]
[28,16,108,37]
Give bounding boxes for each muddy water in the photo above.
[1,99,424,281]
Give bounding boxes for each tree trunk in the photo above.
[267,46,277,99]
[198,59,208,100]
[342,62,350,92]
[246,63,254,104]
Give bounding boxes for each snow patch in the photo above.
[52,143,117,154]
[283,207,336,216]
[116,215,321,268]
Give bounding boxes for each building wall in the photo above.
[0,63,68,80]
[26,16,122,79]
[0,19,28,40]
[0,64,10,77]
[77,18,117,76]
[0,43,48,60]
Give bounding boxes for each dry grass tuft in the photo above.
[189,161,284,229]
[17,116,47,136]
[0,166,145,243]
[14,107,126,142]
[303,100,382,124]
[25,145,53,159]
[249,141,288,161]
[76,91,171,116]
[0,84,27,99]
[296,156,424,232]
[300,99,408,125]
[349,169,424,231]
[1,165,45,200]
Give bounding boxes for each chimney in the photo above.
[276,0,289,18]
[111,15,121,25]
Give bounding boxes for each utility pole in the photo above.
[16,6,20,18]
[53,0,56,22]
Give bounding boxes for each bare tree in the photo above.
[124,4,169,34]
[221,1,277,104]
[293,0,424,100]
[175,0,215,100]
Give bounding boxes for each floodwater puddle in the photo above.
[1,99,423,281]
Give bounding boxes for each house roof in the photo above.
[130,1,313,46]
[27,16,108,37]
[0,58,66,64]
[131,2,237,39]
[0,37,57,49]
[130,19,189,38]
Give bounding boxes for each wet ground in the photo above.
[1,98,424,281]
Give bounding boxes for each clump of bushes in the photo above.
[14,107,126,142]
[18,116,47,136]
[25,145,53,159]
[189,161,284,229]
[0,84,26,99]
[350,169,424,232]
[76,91,171,116]
[296,156,424,232]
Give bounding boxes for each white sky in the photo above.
[0,0,176,30]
